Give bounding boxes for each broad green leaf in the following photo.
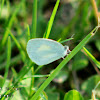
[81,75,100,98]
[64,90,84,100]
[45,86,59,100]
[72,59,88,70]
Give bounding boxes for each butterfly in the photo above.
[26,38,70,65]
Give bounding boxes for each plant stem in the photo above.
[31,0,37,38]
[82,47,100,69]
[91,0,98,22]
[2,36,11,87]
[1,0,25,46]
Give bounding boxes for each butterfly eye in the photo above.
[64,46,71,54]
[67,49,71,54]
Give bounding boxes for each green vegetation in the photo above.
[0,0,100,100]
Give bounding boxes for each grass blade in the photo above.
[82,47,100,69]
[1,0,25,46]
[28,67,34,99]
[9,30,26,62]
[43,0,60,38]
[31,0,37,38]
[60,38,73,43]
[91,0,98,23]
[23,75,50,80]
[0,0,5,18]
[26,24,31,41]
[2,36,11,87]
[30,0,38,98]
[1,61,32,100]
[0,54,21,70]
[31,26,98,100]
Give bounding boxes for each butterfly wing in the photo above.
[26,38,66,65]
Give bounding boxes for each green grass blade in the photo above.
[28,66,35,99]
[1,61,32,100]
[23,75,50,80]
[0,54,21,70]
[11,67,18,78]
[94,81,100,90]
[34,65,43,74]
[31,26,98,100]
[0,0,5,18]
[30,0,37,97]
[26,24,31,41]
[2,36,11,87]
[60,38,73,43]
[9,32,22,50]
[9,30,26,62]
[1,0,25,46]
[82,47,100,69]
[43,0,60,38]
[31,0,37,38]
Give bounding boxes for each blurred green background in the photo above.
[0,0,100,100]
